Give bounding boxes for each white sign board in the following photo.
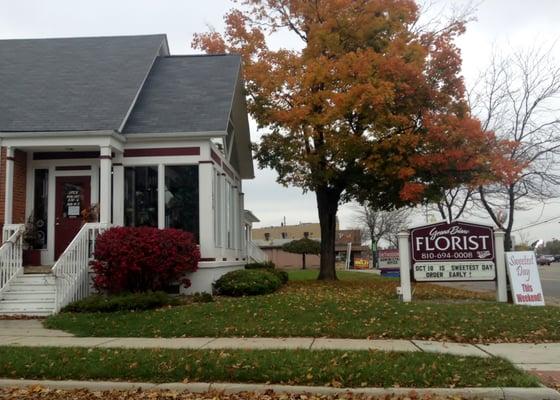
[414,260,495,281]
[378,249,400,269]
[505,251,545,306]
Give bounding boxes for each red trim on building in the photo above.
[124,147,200,157]
[199,160,214,164]
[99,155,112,160]
[33,151,101,160]
[55,166,91,171]
[210,149,222,166]
[223,164,234,179]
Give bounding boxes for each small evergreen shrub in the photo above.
[245,262,288,284]
[271,269,289,284]
[61,292,178,313]
[91,227,200,294]
[191,292,214,303]
[214,269,282,296]
[245,261,276,269]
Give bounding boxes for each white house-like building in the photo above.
[0,34,263,315]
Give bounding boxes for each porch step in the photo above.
[0,273,56,316]
[2,290,55,301]
[9,274,55,286]
[24,266,53,274]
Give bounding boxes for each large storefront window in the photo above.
[124,166,158,227]
[165,165,199,241]
[33,169,48,249]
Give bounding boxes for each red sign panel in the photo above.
[410,221,495,281]
[411,221,495,262]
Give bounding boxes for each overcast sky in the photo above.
[1,0,560,244]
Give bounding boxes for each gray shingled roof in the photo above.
[123,55,241,134]
[0,34,167,132]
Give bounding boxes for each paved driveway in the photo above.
[434,262,560,305]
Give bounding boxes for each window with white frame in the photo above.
[164,165,199,241]
[33,169,49,249]
[225,180,232,248]
[124,166,158,227]
[124,164,200,241]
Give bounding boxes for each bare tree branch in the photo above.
[473,44,560,249]
[354,204,412,251]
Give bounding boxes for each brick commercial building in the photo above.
[252,222,368,269]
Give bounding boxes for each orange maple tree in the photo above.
[193,0,506,280]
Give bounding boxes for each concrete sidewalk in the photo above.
[1,320,559,376]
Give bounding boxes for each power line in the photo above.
[512,215,560,232]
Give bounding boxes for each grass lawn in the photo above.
[45,270,560,342]
[286,270,390,281]
[0,346,539,388]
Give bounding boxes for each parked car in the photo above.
[537,255,555,266]
[554,255,560,263]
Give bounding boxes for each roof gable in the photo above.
[123,55,241,134]
[0,34,167,132]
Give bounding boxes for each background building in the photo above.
[252,222,367,269]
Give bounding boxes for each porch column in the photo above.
[99,146,112,226]
[112,152,124,226]
[239,191,245,252]
[198,162,214,258]
[4,147,14,225]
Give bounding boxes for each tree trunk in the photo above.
[504,187,515,251]
[316,187,340,280]
[302,253,306,270]
[504,232,513,252]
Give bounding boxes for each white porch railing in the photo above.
[51,223,106,313]
[0,224,25,296]
[247,240,268,263]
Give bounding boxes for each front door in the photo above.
[55,176,91,260]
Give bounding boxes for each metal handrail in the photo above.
[247,240,268,262]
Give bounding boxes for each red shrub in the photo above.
[91,227,200,294]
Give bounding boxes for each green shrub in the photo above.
[271,269,289,284]
[191,292,214,303]
[245,261,288,284]
[245,261,276,269]
[61,292,178,313]
[214,269,282,296]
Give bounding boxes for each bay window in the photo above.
[124,164,200,241]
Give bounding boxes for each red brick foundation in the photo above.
[0,147,28,225]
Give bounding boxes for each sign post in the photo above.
[397,231,412,302]
[345,242,352,270]
[494,230,508,302]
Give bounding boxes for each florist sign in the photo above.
[410,221,496,282]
